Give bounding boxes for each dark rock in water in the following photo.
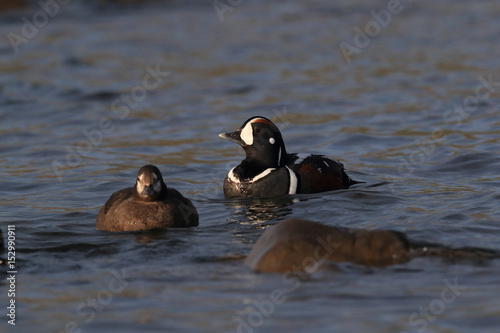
[0,1,26,11]
[245,218,410,273]
[245,218,500,273]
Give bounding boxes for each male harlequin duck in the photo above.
[96,165,199,232]
[219,116,356,198]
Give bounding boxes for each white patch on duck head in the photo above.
[136,172,160,196]
[240,121,254,146]
[136,173,145,195]
[240,117,278,146]
[136,183,144,195]
[269,137,275,144]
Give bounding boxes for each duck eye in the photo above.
[254,128,261,134]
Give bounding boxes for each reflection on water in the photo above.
[1,0,500,332]
[225,196,295,225]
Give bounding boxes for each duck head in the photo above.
[134,165,167,201]
[219,116,288,168]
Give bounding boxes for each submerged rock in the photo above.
[245,218,499,273]
[0,1,26,11]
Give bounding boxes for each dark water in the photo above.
[1,0,500,332]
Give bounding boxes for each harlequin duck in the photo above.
[96,165,199,232]
[219,116,356,198]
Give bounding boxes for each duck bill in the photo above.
[219,130,245,146]
[142,186,156,198]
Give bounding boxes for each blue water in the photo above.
[1,1,500,332]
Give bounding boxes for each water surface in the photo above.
[1,1,500,332]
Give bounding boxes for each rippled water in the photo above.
[1,1,500,332]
